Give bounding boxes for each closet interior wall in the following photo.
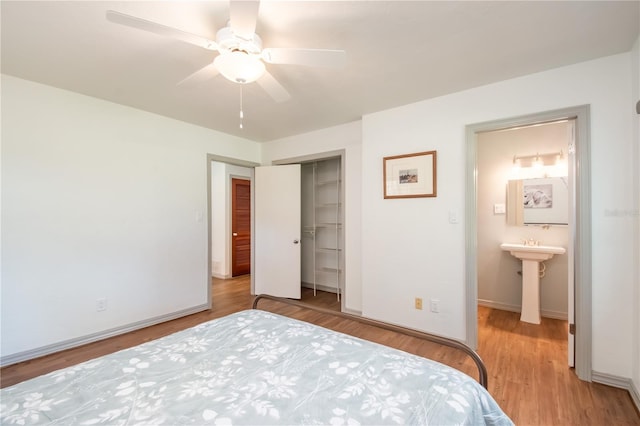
[301,157,343,299]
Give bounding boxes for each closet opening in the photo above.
[266,150,346,310]
[301,157,343,301]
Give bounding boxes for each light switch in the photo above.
[494,203,506,215]
[448,210,459,224]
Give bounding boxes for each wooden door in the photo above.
[232,178,251,276]
[254,165,301,299]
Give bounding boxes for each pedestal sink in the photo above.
[500,243,566,324]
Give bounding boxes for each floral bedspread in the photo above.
[1,310,513,425]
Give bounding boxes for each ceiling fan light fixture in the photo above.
[214,50,265,84]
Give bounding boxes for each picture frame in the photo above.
[522,177,569,225]
[383,150,437,199]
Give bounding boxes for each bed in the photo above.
[1,295,513,425]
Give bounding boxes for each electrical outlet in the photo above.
[414,297,423,310]
[430,299,440,313]
[96,298,107,312]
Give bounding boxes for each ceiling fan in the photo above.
[106,0,346,103]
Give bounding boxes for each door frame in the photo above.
[271,149,346,311]
[464,105,592,381]
[206,154,260,308]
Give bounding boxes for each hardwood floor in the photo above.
[477,307,639,425]
[2,275,638,425]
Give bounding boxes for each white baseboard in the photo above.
[592,371,640,413]
[0,304,210,367]
[477,299,568,321]
[212,273,230,279]
[478,299,520,314]
[342,307,362,316]
[592,371,633,390]
[630,379,640,413]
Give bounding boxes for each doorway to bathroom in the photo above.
[465,105,592,381]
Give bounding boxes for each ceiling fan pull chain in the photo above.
[239,84,244,129]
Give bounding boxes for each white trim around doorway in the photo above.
[464,105,592,382]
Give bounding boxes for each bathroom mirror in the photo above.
[507,176,569,226]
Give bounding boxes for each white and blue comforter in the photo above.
[1,310,513,425]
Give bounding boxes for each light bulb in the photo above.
[214,51,265,84]
[533,155,543,169]
[512,158,521,175]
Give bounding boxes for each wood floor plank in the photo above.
[1,275,638,425]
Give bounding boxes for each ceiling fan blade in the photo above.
[256,71,291,103]
[177,62,220,86]
[262,48,346,68]
[229,0,260,39]
[106,10,218,51]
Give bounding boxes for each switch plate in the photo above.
[96,298,107,312]
[448,211,459,224]
[494,203,506,214]
[430,299,440,313]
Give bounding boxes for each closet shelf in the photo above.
[315,222,342,228]
[315,179,341,187]
[317,247,342,253]
[303,157,342,301]
[316,267,343,274]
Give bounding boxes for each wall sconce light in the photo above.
[513,150,563,168]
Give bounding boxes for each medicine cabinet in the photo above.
[507,176,569,226]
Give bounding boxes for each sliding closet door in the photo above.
[254,165,301,299]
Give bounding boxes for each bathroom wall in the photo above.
[477,121,571,319]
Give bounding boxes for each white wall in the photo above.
[1,75,260,361]
[211,162,227,277]
[261,121,363,313]
[210,162,252,278]
[3,49,638,387]
[477,122,570,318]
[361,53,635,379]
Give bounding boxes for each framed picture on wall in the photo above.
[383,150,437,199]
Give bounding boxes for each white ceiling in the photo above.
[2,1,638,142]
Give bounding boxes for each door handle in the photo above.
[293,239,300,244]
[233,232,238,237]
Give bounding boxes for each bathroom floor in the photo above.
[477,306,637,425]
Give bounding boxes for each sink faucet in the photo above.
[523,238,539,247]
